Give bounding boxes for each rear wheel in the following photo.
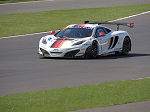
[121,37,131,55]
[84,41,98,58]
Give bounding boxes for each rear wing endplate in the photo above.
[84,21,134,30]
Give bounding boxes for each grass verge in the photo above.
[0,78,150,112]
[0,4,150,37]
[0,0,41,4]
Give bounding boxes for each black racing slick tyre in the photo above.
[84,41,98,58]
[121,37,131,55]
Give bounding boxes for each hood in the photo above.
[46,35,90,48]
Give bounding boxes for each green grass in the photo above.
[0,0,41,4]
[0,78,150,112]
[0,4,150,37]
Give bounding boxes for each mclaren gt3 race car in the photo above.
[38,21,134,58]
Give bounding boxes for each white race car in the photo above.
[38,21,134,58]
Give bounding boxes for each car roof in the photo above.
[63,24,114,32]
[65,24,101,29]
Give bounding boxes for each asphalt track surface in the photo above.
[70,101,150,112]
[0,0,150,14]
[0,12,150,96]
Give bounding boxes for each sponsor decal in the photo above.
[100,41,108,45]
[48,38,51,41]
[114,48,121,50]
[53,49,59,52]
[73,24,92,29]
[101,53,107,56]
[76,24,86,27]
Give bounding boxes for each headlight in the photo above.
[72,41,85,46]
[42,38,47,44]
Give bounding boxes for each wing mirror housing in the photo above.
[99,32,105,37]
[50,30,55,34]
[50,30,61,35]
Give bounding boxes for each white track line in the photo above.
[135,77,150,80]
[110,10,150,22]
[0,10,150,40]
[0,32,49,39]
[0,0,54,6]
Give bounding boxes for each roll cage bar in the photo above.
[84,21,134,31]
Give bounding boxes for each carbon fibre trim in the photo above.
[111,36,119,49]
[64,49,80,58]
[108,37,114,49]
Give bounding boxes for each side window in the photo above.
[95,28,105,37]
[104,28,111,34]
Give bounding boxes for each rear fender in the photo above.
[111,31,130,50]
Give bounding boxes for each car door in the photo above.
[95,27,112,54]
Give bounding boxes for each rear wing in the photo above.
[84,21,134,31]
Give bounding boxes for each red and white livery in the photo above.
[38,21,134,58]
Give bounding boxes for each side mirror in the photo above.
[99,32,105,37]
[50,30,55,35]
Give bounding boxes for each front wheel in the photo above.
[84,42,98,58]
[121,37,131,55]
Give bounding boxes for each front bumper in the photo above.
[38,47,84,58]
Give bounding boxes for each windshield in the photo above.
[55,28,93,38]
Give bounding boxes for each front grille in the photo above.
[40,48,49,56]
[64,49,80,58]
[50,52,63,54]
[50,52,63,55]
